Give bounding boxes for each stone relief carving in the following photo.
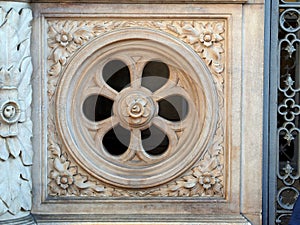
[47,20,225,96]
[47,19,225,198]
[48,139,106,196]
[0,7,33,217]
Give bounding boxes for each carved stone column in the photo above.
[0,1,34,224]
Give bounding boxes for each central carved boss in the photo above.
[115,88,157,129]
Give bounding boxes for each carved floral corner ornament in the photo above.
[48,140,105,196]
[150,154,223,197]
[0,7,33,217]
[47,19,226,198]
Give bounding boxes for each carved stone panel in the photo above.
[0,3,33,223]
[31,3,252,224]
[47,20,224,197]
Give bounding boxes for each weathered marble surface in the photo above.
[30,1,263,225]
[0,0,264,224]
[0,1,34,224]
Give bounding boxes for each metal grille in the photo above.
[276,1,300,224]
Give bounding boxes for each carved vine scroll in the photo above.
[0,6,33,218]
[47,19,225,198]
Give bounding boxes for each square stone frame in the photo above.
[30,2,263,224]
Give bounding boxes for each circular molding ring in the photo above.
[56,28,218,188]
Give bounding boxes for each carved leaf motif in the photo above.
[182,23,200,37]
[47,19,225,198]
[48,143,61,158]
[47,19,225,101]
[18,9,32,38]
[18,122,33,166]
[74,174,105,193]
[18,56,32,107]
[6,138,21,158]
[209,125,224,157]
[0,138,9,161]
[0,9,19,71]
[0,159,16,210]
[48,149,105,196]
[183,180,197,189]
[19,181,32,211]
[0,157,31,214]
[73,28,94,44]
[47,21,95,67]
[48,62,62,77]
[0,8,32,73]
[151,154,223,197]
[0,7,33,216]
[214,22,225,36]
[0,200,6,216]
[13,157,32,211]
[198,153,219,172]
[0,8,6,26]
[166,23,181,35]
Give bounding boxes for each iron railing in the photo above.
[274,1,300,224]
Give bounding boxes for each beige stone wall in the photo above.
[241,1,264,224]
[0,0,264,224]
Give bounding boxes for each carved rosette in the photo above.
[119,93,155,128]
[0,6,33,220]
[47,19,225,198]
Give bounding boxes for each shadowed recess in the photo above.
[103,125,131,156]
[158,95,189,122]
[102,60,131,92]
[141,61,169,92]
[83,95,113,122]
[141,126,169,156]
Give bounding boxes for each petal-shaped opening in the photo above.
[102,60,130,92]
[141,61,169,92]
[103,125,130,156]
[141,125,169,156]
[158,95,189,122]
[82,95,113,122]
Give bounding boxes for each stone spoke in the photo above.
[130,62,143,89]
[93,116,119,135]
[152,116,179,148]
[125,128,143,161]
[94,74,119,100]
[152,85,192,103]
[153,66,179,94]
[83,86,117,104]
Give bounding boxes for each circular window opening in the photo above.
[57,29,217,188]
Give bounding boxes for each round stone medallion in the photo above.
[115,88,157,129]
[56,28,218,188]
